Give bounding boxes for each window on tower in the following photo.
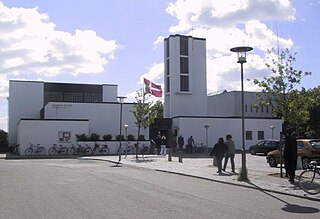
[180,75,189,91]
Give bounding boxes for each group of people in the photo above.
[209,134,236,174]
[209,128,298,183]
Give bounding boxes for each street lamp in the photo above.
[230,46,253,181]
[117,96,127,165]
[204,125,210,153]
[124,124,128,158]
[270,125,275,139]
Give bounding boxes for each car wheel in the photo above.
[269,156,277,167]
[301,157,309,169]
[250,149,255,155]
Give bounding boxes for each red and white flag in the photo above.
[144,78,162,97]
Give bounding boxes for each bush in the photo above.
[76,133,88,141]
[138,135,145,141]
[102,134,113,141]
[89,133,100,141]
[115,135,125,141]
[127,134,135,141]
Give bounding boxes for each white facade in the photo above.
[172,117,282,150]
[8,80,149,151]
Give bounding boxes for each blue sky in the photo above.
[0,0,319,132]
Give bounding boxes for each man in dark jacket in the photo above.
[210,137,228,173]
[283,127,297,183]
[178,135,184,151]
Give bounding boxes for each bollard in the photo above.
[168,149,172,161]
[178,150,183,163]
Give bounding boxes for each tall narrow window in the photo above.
[180,57,189,74]
[180,76,189,91]
[180,37,188,55]
[166,39,169,58]
[166,59,170,75]
[166,76,170,92]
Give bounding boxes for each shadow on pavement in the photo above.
[247,181,319,214]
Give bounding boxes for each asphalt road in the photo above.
[0,158,319,219]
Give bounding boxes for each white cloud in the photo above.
[0,2,120,94]
[164,0,296,93]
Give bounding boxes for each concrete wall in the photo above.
[44,102,149,140]
[17,119,89,155]
[9,81,44,144]
[173,117,282,150]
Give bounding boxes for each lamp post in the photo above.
[270,125,275,139]
[124,124,128,157]
[204,125,210,153]
[230,46,253,181]
[117,96,126,164]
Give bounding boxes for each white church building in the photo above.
[8,34,282,154]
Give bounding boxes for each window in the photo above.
[261,105,264,113]
[250,105,253,112]
[180,75,189,91]
[258,131,264,140]
[245,104,248,112]
[246,131,253,140]
[166,76,170,92]
[166,39,169,58]
[256,107,259,113]
[266,106,269,113]
[180,37,188,55]
[180,57,189,74]
[166,59,170,75]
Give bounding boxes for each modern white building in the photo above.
[163,34,282,150]
[8,80,149,154]
[8,34,283,154]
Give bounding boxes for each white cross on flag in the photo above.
[144,78,162,97]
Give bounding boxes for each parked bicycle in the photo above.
[93,143,110,155]
[117,142,134,158]
[25,143,46,156]
[48,144,68,156]
[68,143,93,156]
[135,143,149,156]
[194,143,206,153]
[299,161,320,195]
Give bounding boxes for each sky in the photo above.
[0,0,319,132]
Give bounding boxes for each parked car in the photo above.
[266,139,320,169]
[249,140,282,155]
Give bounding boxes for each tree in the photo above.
[150,100,164,119]
[131,89,158,159]
[306,86,320,136]
[0,129,8,150]
[252,48,312,129]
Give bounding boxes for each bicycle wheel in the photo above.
[299,170,320,195]
[60,147,68,155]
[36,147,46,156]
[85,147,93,156]
[68,147,77,156]
[25,148,33,156]
[100,146,110,155]
[126,146,134,154]
[48,147,56,156]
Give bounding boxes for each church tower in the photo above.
[164,35,207,118]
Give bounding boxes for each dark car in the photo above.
[249,140,282,155]
[266,139,320,169]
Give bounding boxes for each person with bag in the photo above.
[210,137,228,174]
[283,127,297,183]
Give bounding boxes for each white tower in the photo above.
[164,35,207,118]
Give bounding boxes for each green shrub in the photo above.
[127,134,135,141]
[102,134,113,141]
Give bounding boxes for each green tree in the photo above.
[150,100,164,119]
[0,129,8,150]
[252,48,312,129]
[131,89,158,159]
[306,86,320,136]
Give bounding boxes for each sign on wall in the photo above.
[58,131,71,143]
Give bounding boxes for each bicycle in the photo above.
[72,143,93,156]
[299,161,320,195]
[194,143,206,153]
[48,144,68,156]
[135,143,149,156]
[117,142,134,158]
[25,143,46,156]
[93,143,110,155]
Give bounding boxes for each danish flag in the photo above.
[144,78,162,97]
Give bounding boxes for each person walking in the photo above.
[283,127,297,183]
[154,132,162,155]
[223,133,236,173]
[178,135,184,151]
[160,134,167,156]
[210,137,228,174]
[187,136,195,154]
